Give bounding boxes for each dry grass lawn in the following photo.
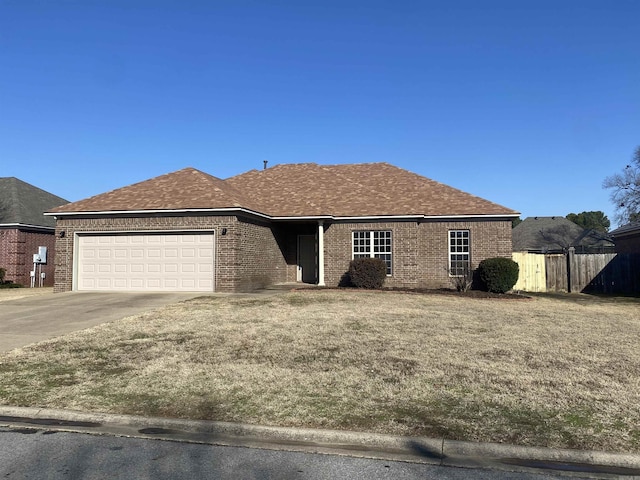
[0,287,53,302]
[0,290,639,453]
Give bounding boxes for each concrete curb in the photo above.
[1,406,639,478]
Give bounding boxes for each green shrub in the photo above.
[0,282,23,289]
[348,258,387,289]
[0,267,5,283]
[477,257,519,293]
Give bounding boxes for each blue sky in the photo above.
[1,1,638,227]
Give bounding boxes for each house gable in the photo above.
[50,168,261,214]
[0,177,68,229]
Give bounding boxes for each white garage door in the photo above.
[77,233,215,292]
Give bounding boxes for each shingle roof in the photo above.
[610,222,640,237]
[51,168,260,214]
[0,177,68,228]
[50,163,518,218]
[227,162,516,217]
[512,216,614,252]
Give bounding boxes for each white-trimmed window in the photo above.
[449,230,470,276]
[352,230,392,275]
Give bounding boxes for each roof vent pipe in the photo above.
[263,160,268,170]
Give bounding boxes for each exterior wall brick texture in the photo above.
[53,215,285,293]
[235,217,288,290]
[614,233,640,254]
[0,228,56,287]
[323,219,513,289]
[53,215,512,293]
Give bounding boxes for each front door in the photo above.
[297,235,316,283]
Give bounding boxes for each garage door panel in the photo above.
[131,263,144,273]
[77,233,215,292]
[181,263,196,273]
[148,264,161,273]
[164,264,178,273]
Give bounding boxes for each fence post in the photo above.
[566,247,575,293]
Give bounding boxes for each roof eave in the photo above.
[274,213,519,221]
[0,223,55,231]
[611,230,640,238]
[46,209,519,222]
[45,207,272,220]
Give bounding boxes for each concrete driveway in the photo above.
[0,290,201,352]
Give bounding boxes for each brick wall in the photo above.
[51,215,512,293]
[0,228,56,287]
[53,214,286,293]
[0,229,19,284]
[235,217,288,290]
[614,232,640,254]
[323,219,513,289]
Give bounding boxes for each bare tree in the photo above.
[537,225,575,251]
[603,146,640,225]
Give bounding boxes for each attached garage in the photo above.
[76,232,215,292]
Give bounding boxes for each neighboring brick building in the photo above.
[48,163,518,293]
[0,178,69,287]
[610,222,640,253]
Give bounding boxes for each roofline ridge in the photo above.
[269,162,318,168]
[317,161,389,168]
[1,176,68,202]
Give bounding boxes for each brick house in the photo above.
[610,222,640,253]
[47,163,518,293]
[0,177,69,287]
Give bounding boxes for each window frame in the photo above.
[448,230,471,277]
[352,230,393,276]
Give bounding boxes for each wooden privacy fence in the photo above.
[512,250,640,294]
[511,252,547,292]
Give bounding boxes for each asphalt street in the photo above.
[0,428,595,480]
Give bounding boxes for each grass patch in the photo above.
[0,290,639,453]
